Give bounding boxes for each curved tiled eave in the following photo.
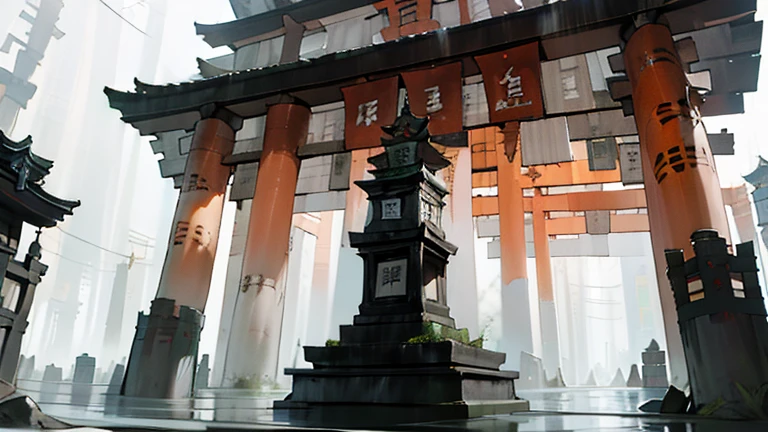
[0,169,80,228]
[200,0,378,48]
[105,0,757,136]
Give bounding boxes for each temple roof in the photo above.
[202,0,377,48]
[105,0,758,136]
[0,131,80,228]
[744,156,768,189]
[229,0,307,20]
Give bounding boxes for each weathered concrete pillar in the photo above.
[304,211,343,348]
[222,100,311,387]
[328,149,372,340]
[495,139,533,370]
[441,147,480,339]
[624,23,731,388]
[210,200,252,387]
[532,188,560,378]
[156,113,237,311]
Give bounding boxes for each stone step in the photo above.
[304,340,506,370]
[284,365,520,404]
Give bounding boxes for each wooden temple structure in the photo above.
[104,0,763,405]
[0,131,79,384]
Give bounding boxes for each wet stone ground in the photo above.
[9,382,768,431]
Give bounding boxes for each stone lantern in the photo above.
[343,104,458,344]
[275,104,527,425]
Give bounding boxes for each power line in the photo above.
[40,246,153,272]
[41,247,117,273]
[54,226,132,258]
[98,0,149,36]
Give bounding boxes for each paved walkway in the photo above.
[10,385,768,431]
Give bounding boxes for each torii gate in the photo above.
[104,0,761,398]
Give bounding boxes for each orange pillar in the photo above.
[497,143,527,286]
[624,23,731,387]
[496,138,533,369]
[156,116,235,311]
[532,188,560,378]
[222,101,311,386]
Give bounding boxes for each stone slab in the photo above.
[273,399,529,427]
[283,366,519,405]
[339,321,425,345]
[641,351,666,365]
[303,341,506,370]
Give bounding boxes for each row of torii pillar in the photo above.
[124,23,752,396]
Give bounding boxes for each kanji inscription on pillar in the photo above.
[185,174,209,192]
[381,198,402,220]
[173,221,190,245]
[191,225,212,247]
[375,259,408,298]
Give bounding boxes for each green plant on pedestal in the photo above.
[697,397,725,416]
[696,382,768,419]
[734,382,768,419]
[406,322,484,348]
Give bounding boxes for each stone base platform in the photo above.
[274,399,529,426]
[273,340,527,425]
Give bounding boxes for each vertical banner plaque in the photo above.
[619,142,644,185]
[342,77,400,150]
[401,63,464,136]
[474,42,544,123]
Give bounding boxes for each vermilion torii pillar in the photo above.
[495,136,534,370]
[624,23,731,387]
[532,187,561,380]
[156,110,238,311]
[222,99,311,387]
[123,106,239,398]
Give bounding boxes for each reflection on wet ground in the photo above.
[12,382,768,431]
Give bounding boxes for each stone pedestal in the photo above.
[70,353,95,406]
[665,230,768,417]
[274,106,527,425]
[121,298,203,399]
[642,339,669,388]
[276,341,524,424]
[39,364,61,404]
